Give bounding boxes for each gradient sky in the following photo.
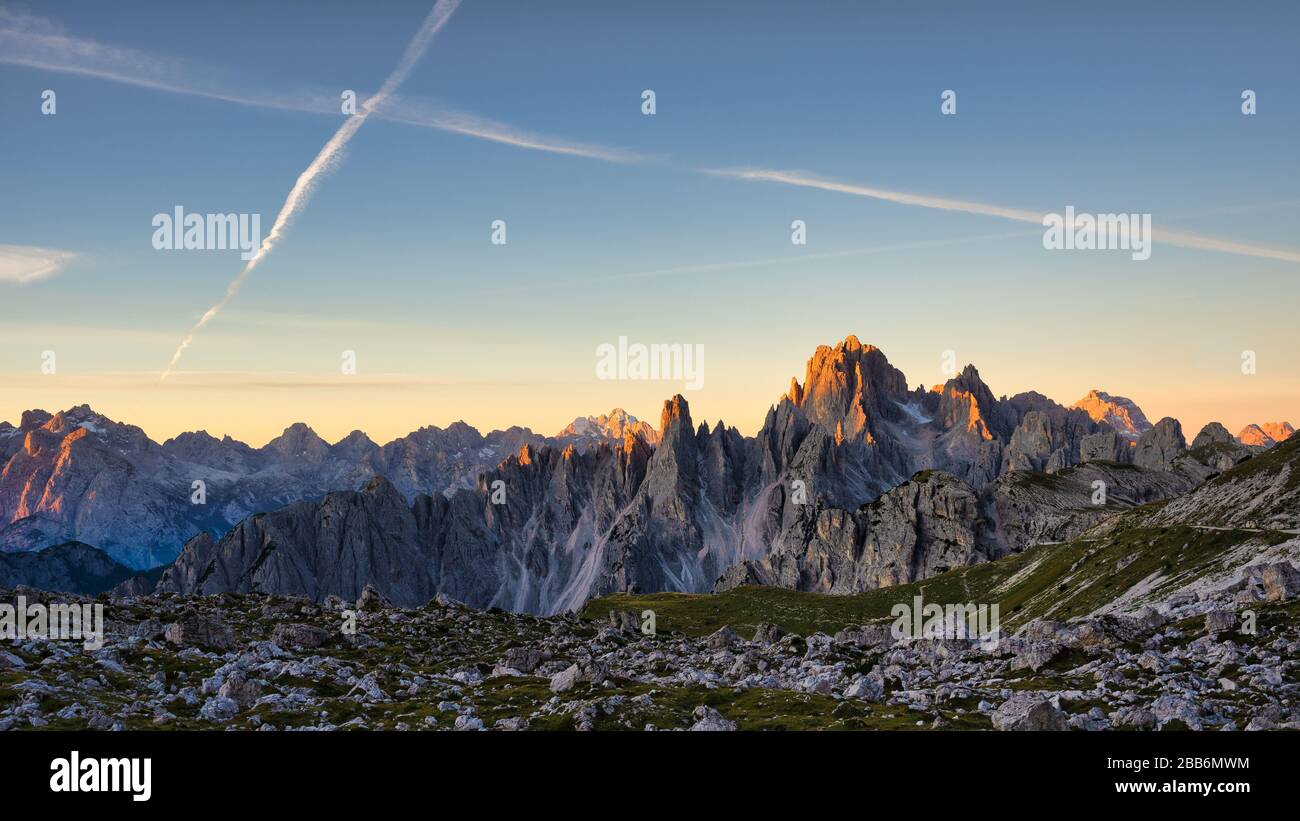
[2,0,1298,446]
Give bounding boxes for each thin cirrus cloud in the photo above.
[0,244,77,284]
[5,4,1297,315]
[707,168,1300,265]
[0,370,560,392]
[468,229,1036,297]
[0,7,648,166]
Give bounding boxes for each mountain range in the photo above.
[0,404,652,568]
[2,336,1293,615]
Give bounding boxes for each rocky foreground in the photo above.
[3,561,1298,732]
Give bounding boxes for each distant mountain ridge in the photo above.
[0,403,652,569]
[1237,422,1296,449]
[554,409,660,448]
[0,541,136,595]
[4,337,1292,607]
[128,336,1288,614]
[1071,389,1152,440]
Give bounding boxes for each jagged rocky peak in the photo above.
[1004,411,1061,473]
[1260,422,1296,443]
[403,420,479,445]
[934,364,1001,440]
[162,429,258,470]
[513,442,536,466]
[1191,422,1234,449]
[1184,423,1253,472]
[41,404,151,447]
[1001,394,1101,474]
[165,429,221,448]
[659,394,693,435]
[45,404,107,433]
[555,407,659,446]
[361,473,407,506]
[1237,422,1296,449]
[260,422,331,462]
[1134,417,1187,471]
[331,429,379,458]
[19,409,53,430]
[27,404,157,458]
[788,335,909,441]
[787,376,804,406]
[1072,390,1153,440]
[642,394,699,496]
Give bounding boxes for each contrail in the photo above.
[0,8,644,165]
[708,167,1300,264]
[161,0,462,379]
[8,5,1297,281]
[469,230,1034,297]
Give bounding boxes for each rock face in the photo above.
[155,336,1196,614]
[1001,403,1098,475]
[0,405,617,569]
[717,471,987,594]
[1188,423,1254,472]
[157,477,439,608]
[1134,417,1187,471]
[1149,433,1300,531]
[1192,422,1234,449]
[1072,390,1153,439]
[978,461,1197,551]
[0,407,230,569]
[1079,429,1127,464]
[2,336,1249,612]
[720,458,1200,595]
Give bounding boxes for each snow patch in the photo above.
[895,400,933,425]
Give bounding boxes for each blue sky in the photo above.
[2,0,1298,444]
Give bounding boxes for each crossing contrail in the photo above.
[161,0,462,379]
[0,6,643,165]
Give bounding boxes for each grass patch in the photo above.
[585,525,1270,637]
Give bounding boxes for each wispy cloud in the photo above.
[708,167,1300,264]
[0,7,646,165]
[0,244,77,284]
[469,230,1034,297]
[1145,228,1300,263]
[0,371,562,391]
[707,167,1048,223]
[161,0,464,380]
[5,5,1296,284]
[377,96,650,164]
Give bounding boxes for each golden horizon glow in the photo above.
[2,360,1296,451]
